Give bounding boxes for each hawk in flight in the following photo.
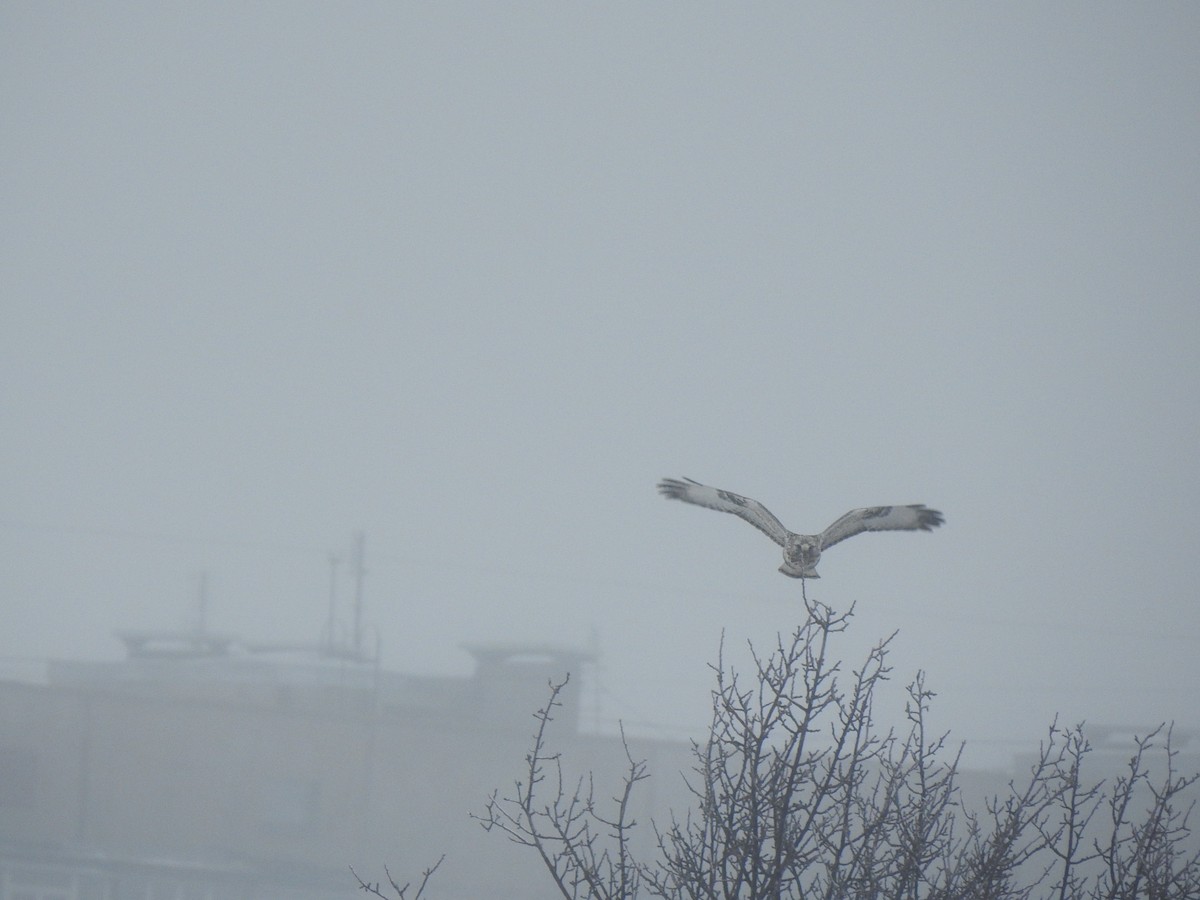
[657,477,944,579]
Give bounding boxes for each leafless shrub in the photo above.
[478,599,1200,899]
[350,855,444,900]
[474,673,650,899]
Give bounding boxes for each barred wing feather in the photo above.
[819,505,945,550]
[656,477,791,546]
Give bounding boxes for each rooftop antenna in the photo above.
[586,625,603,732]
[195,571,209,633]
[325,553,341,655]
[351,531,366,659]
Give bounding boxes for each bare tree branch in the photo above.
[350,855,444,900]
[467,601,1200,899]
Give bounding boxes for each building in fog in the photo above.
[4,629,1195,900]
[0,630,693,900]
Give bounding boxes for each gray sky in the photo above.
[3,3,1198,767]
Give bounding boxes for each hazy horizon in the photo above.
[4,3,1198,769]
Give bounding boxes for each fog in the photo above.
[4,1,1199,780]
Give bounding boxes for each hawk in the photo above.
[657,477,944,579]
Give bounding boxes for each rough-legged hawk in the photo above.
[657,477,944,579]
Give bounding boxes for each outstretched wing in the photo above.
[657,477,791,546]
[819,505,944,550]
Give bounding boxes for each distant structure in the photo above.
[658,476,944,578]
[0,626,686,900]
[4,625,1186,900]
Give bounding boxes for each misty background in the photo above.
[3,4,1198,768]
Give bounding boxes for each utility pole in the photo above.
[325,553,340,655]
[195,571,209,633]
[351,531,366,660]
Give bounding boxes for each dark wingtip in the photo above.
[915,505,945,530]
[657,477,687,499]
